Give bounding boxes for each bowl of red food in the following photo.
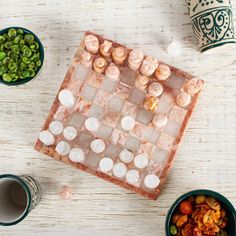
[165,189,236,236]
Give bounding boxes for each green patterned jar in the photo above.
[186,0,236,53]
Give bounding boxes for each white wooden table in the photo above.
[0,0,236,235]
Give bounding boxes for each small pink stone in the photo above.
[59,186,73,200]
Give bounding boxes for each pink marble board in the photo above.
[35,31,204,200]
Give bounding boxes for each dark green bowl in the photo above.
[0,27,44,86]
[165,189,236,236]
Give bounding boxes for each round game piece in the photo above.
[85,117,100,133]
[140,56,159,76]
[134,154,149,169]
[148,82,163,97]
[39,130,55,146]
[126,170,140,184]
[58,90,76,108]
[144,174,160,189]
[55,141,70,156]
[80,51,93,67]
[112,163,127,178]
[93,57,107,74]
[90,139,105,154]
[99,157,114,172]
[184,78,203,95]
[63,126,77,141]
[152,113,168,128]
[84,34,99,54]
[176,92,191,107]
[143,96,159,112]
[121,116,135,131]
[69,148,85,163]
[105,65,120,80]
[128,49,144,70]
[100,40,112,57]
[119,149,134,163]
[49,120,64,135]
[135,73,149,91]
[167,40,182,57]
[155,64,171,81]
[112,46,128,64]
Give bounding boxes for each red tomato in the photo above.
[179,200,193,215]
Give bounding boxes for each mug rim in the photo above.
[165,189,236,236]
[0,174,31,226]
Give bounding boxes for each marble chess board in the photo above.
[35,31,204,200]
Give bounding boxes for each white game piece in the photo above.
[167,41,182,57]
[90,139,105,154]
[126,170,140,184]
[55,141,70,156]
[152,113,168,128]
[119,149,134,163]
[121,116,135,131]
[63,126,77,141]
[148,82,163,97]
[85,117,100,133]
[134,154,149,169]
[58,90,75,108]
[128,49,144,70]
[144,174,160,189]
[112,163,127,178]
[39,130,55,146]
[49,120,64,135]
[99,157,114,172]
[69,148,85,163]
[140,56,158,76]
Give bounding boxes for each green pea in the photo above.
[36,60,41,67]
[17,28,24,35]
[22,56,30,64]
[28,61,35,69]
[20,62,27,69]
[170,225,177,235]
[8,28,17,38]
[0,36,5,44]
[0,51,6,60]
[19,39,25,46]
[5,41,13,49]
[14,36,21,44]
[0,66,5,76]
[23,47,32,57]
[22,70,30,78]
[0,44,5,51]
[2,73,12,82]
[11,45,20,54]
[2,56,10,64]
[24,34,34,43]
[28,68,35,77]
[8,61,18,71]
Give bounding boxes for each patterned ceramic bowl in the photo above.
[165,189,236,236]
[0,27,44,86]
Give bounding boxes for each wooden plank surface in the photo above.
[0,0,236,235]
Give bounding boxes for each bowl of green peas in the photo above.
[0,27,44,85]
